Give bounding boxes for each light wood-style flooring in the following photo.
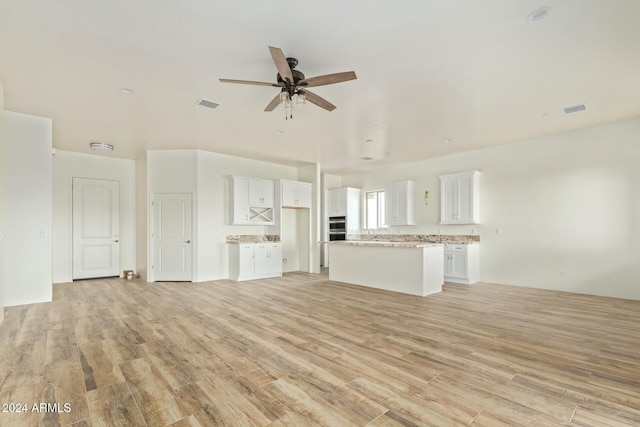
[1,273,639,426]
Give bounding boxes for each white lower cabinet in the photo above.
[444,244,479,284]
[254,243,282,277]
[229,242,282,281]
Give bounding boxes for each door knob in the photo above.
[113,239,119,243]
[185,240,191,243]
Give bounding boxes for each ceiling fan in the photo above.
[220,46,357,118]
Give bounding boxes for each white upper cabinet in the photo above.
[328,188,348,217]
[439,171,480,224]
[229,176,275,225]
[281,180,312,208]
[384,180,415,226]
[248,178,274,208]
[328,187,361,231]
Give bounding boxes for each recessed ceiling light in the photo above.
[120,87,134,95]
[541,112,551,116]
[361,156,374,161]
[528,6,550,21]
[442,138,451,143]
[275,129,284,134]
[90,142,114,151]
[365,139,373,143]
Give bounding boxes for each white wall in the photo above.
[195,150,297,281]
[147,150,298,282]
[147,150,198,281]
[2,111,52,306]
[52,150,136,283]
[135,156,148,281]
[0,82,4,323]
[299,163,321,273]
[342,119,640,300]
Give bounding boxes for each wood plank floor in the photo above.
[1,273,639,426]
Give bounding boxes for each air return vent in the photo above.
[197,98,220,109]
[564,104,586,114]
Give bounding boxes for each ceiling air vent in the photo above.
[564,104,586,114]
[197,98,220,110]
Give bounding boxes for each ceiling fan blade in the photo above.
[302,90,336,112]
[219,78,281,87]
[299,71,357,88]
[269,46,294,83]
[264,92,282,112]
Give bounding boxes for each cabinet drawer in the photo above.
[445,244,467,252]
[239,244,254,251]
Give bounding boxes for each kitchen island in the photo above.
[328,241,444,296]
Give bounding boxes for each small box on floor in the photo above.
[123,270,137,280]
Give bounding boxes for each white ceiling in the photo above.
[1,0,639,174]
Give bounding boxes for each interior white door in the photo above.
[72,178,120,279]
[152,193,193,281]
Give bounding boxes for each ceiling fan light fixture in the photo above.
[296,92,306,106]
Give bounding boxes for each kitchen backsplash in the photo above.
[226,234,280,243]
[347,234,480,243]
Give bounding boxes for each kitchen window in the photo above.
[365,190,386,229]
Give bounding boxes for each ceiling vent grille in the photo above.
[197,98,220,109]
[564,104,586,114]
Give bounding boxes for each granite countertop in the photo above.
[228,240,281,244]
[328,240,443,248]
[346,233,479,244]
[226,234,280,243]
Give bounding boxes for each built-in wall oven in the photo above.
[328,216,347,241]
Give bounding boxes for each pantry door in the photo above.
[72,178,120,279]
[151,193,193,282]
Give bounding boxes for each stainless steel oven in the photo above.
[328,216,346,241]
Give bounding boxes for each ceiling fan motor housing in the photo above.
[277,67,306,95]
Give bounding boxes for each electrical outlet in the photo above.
[560,270,566,278]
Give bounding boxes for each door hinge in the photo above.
[151,264,154,269]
